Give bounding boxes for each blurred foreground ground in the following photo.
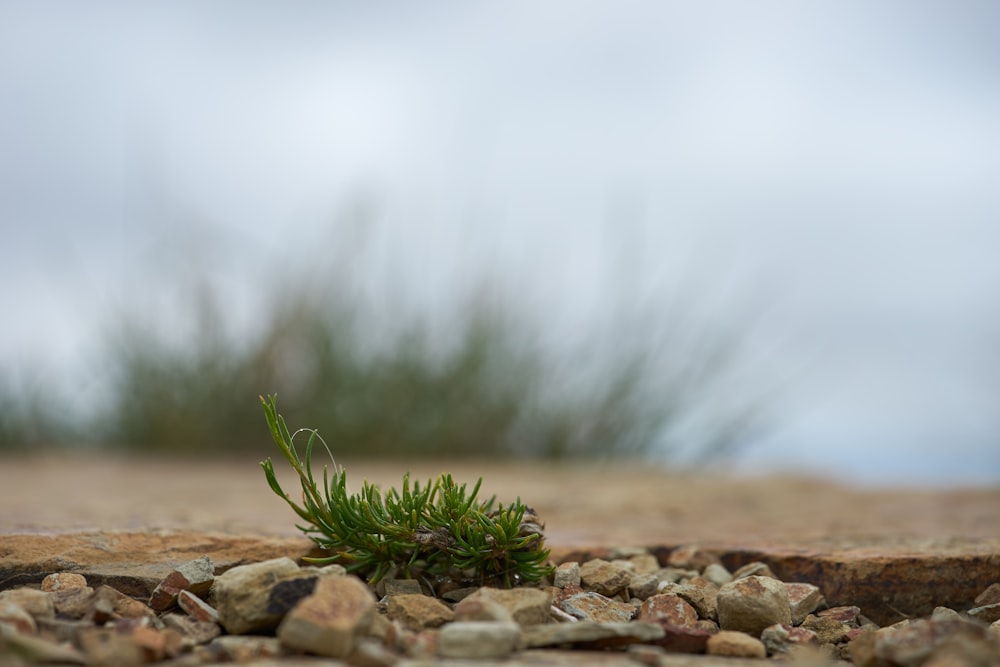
[2,454,997,549]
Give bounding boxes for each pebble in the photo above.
[579,558,631,597]
[702,562,733,587]
[553,561,581,588]
[437,621,521,658]
[385,593,454,629]
[801,612,850,644]
[276,574,377,658]
[666,545,721,571]
[974,582,1000,607]
[522,620,664,648]
[0,587,54,620]
[40,572,88,592]
[784,581,825,625]
[177,589,219,623]
[627,571,660,600]
[967,602,1000,624]
[462,587,551,626]
[211,556,301,634]
[560,591,635,623]
[649,623,713,654]
[453,596,514,623]
[761,622,820,655]
[672,576,720,621]
[716,575,791,636]
[0,600,37,635]
[638,593,698,627]
[732,561,776,579]
[706,629,767,657]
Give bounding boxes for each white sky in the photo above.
[2,1,999,484]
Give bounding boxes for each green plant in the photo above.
[259,394,553,586]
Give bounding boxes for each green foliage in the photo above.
[260,394,553,586]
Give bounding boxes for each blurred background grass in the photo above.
[0,221,773,461]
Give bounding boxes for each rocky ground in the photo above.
[1,455,999,666]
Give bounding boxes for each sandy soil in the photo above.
[2,454,997,551]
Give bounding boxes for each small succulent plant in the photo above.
[259,395,553,586]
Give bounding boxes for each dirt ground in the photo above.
[2,454,997,551]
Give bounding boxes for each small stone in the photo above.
[0,588,54,620]
[702,563,733,587]
[130,624,183,662]
[785,582,824,625]
[732,561,775,580]
[553,562,581,588]
[34,617,92,644]
[974,582,1000,607]
[453,596,514,623]
[649,623,713,653]
[967,602,1000,624]
[178,589,219,623]
[0,601,37,635]
[628,644,668,666]
[608,546,649,559]
[801,613,850,645]
[348,637,402,667]
[931,606,962,621]
[437,621,521,658]
[383,579,423,596]
[40,573,88,592]
[160,612,221,646]
[522,620,664,648]
[818,604,861,626]
[874,617,991,667]
[148,555,214,611]
[212,556,300,634]
[639,594,698,627]
[706,629,767,658]
[628,572,660,600]
[207,635,283,661]
[462,587,551,626]
[440,587,479,603]
[656,567,699,584]
[673,577,719,621]
[666,546,720,571]
[579,558,631,597]
[277,574,377,658]
[50,587,96,619]
[77,627,145,666]
[716,575,791,637]
[386,594,454,630]
[0,623,87,664]
[628,553,661,575]
[560,591,634,623]
[761,623,820,655]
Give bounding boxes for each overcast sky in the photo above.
[2,1,999,484]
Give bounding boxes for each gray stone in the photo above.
[702,563,733,587]
[148,555,214,612]
[385,594,454,630]
[626,553,661,575]
[462,587,551,626]
[967,602,1000,624]
[627,572,660,600]
[437,621,521,658]
[212,556,300,634]
[553,561,581,588]
[784,582,824,625]
[706,630,767,658]
[522,620,664,648]
[716,575,791,637]
[348,637,402,667]
[383,578,423,596]
[579,558,631,597]
[276,574,377,658]
[560,591,634,623]
[874,617,994,667]
[655,567,699,584]
[731,561,775,580]
[50,586,96,620]
[0,622,86,664]
[974,582,1000,607]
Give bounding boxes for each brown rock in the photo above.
[0,624,87,664]
[638,593,698,627]
[522,620,664,648]
[818,604,862,626]
[50,587,96,620]
[553,561,581,588]
[160,612,221,647]
[716,575,791,637]
[649,623,713,654]
[178,589,219,623]
[386,594,454,630]
[205,635,284,661]
[276,574,377,658]
[77,627,145,666]
[148,555,214,611]
[627,553,661,575]
[801,613,850,645]
[453,596,514,623]
[40,573,87,592]
[874,617,992,667]
[732,561,776,580]
[784,582,824,625]
[706,629,767,658]
[579,558,631,597]
[560,591,634,623]
[627,572,660,600]
[673,576,719,621]
[462,587,551,626]
[967,602,1000,624]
